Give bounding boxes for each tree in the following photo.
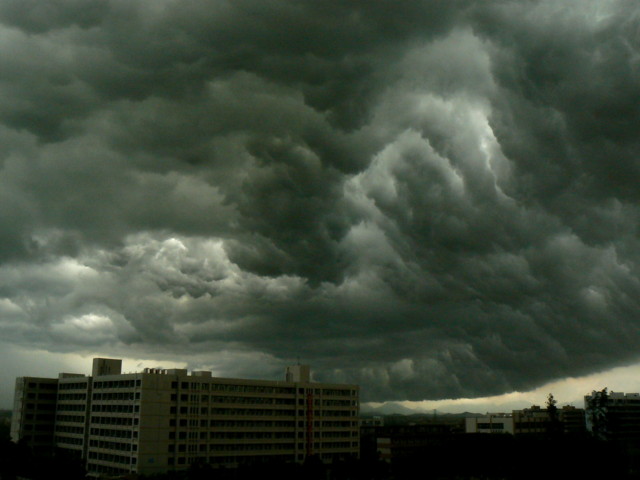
[302,454,325,480]
[546,393,560,437]
[586,388,609,441]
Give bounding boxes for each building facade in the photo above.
[512,405,550,435]
[371,424,460,462]
[12,358,360,477]
[585,390,640,444]
[465,405,585,436]
[465,415,515,434]
[10,376,59,454]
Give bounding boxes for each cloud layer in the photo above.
[1,0,639,401]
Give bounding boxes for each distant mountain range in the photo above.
[360,402,418,415]
[360,402,482,418]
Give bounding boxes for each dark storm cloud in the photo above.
[1,0,639,401]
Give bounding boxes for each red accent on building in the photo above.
[306,390,313,457]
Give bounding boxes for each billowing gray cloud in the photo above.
[1,0,639,402]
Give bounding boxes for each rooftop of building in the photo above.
[49,357,360,388]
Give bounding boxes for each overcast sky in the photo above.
[1,0,640,409]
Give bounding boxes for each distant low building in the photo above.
[513,405,549,435]
[559,405,586,434]
[465,405,585,436]
[360,416,384,428]
[465,414,514,434]
[361,422,463,463]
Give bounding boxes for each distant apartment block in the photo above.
[465,414,515,434]
[585,391,640,444]
[466,405,585,435]
[359,416,384,428]
[10,377,59,454]
[512,405,551,435]
[557,405,586,434]
[367,423,461,462]
[11,358,360,477]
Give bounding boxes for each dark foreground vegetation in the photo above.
[389,433,639,480]
[137,435,640,480]
[139,455,390,480]
[2,424,640,480]
[0,442,86,480]
[123,433,640,480]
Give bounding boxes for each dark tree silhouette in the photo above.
[587,388,609,441]
[187,458,214,480]
[546,392,561,436]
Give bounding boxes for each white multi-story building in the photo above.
[11,358,360,477]
[465,414,515,434]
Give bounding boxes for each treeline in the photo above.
[139,455,390,480]
[0,440,86,480]
[391,433,637,480]
[133,434,640,480]
[2,436,638,480]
